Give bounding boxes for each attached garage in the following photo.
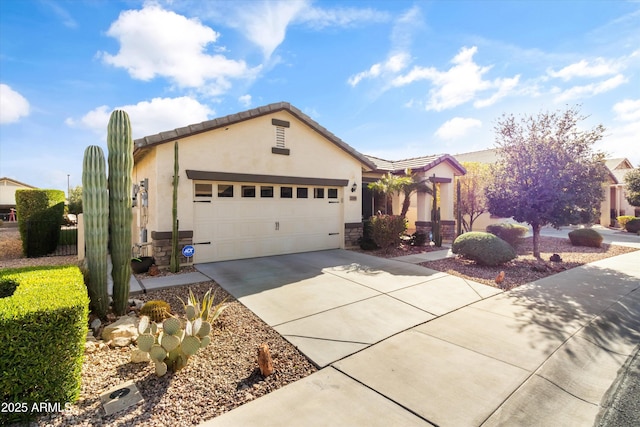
[132,102,375,265]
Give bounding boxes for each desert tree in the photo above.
[486,106,608,258]
[624,168,640,207]
[456,162,492,231]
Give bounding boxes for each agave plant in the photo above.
[136,288,227,376]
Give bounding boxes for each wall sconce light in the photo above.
[351,182,358,193]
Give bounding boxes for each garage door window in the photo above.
[281,187,293,198]
[328,188,338,199]
[314,188,325,198]
[218,184,234,198]
[297,187,308,198]
[195,183,213,197]
[242,185,256,198]
[260,186,274,198]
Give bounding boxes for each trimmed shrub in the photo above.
[625,218,640,233]
[370,215,407,252]
[411,232,428,246]
[616,215,635,229]
[15,189,65,257]
[452,231,516,266]
[0,266,89,424]
[486,223,528,248]
[568,228,603,248]
[359,219,378,250]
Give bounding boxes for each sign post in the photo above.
[182,245,195,263]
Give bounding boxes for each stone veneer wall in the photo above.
[344,222,363,248]
[415,220,457,241]
[150,230,194,267]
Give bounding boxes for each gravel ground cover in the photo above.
[1,229,317,426]
[420,235,638,290]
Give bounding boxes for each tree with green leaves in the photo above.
[68,185,83,215]
[624,168,640,207]
[456,162,492,231]
[367,172,412,215]
[486,106,608,258]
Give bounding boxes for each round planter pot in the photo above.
[131,256,155,274]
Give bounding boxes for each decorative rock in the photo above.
[102,316,139,342]
[257,343,274,377]
[130,349,150,363]
[111,337,133,348]
[85,341,97,353]
[87,331,97,342]
[90,317,102,332]
[495,271,505,285]
[130,299,145,310]
[148,265,160,276]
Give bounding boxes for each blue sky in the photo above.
[1,0,639,193]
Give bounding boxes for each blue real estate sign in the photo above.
[182,245,195,258]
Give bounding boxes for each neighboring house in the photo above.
[132,102,465,266]
[453,149,638,229]
[0,177,36,221]
[363,154,466,238]
[604,158,639,226]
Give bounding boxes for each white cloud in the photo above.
[0,84,30,124]
[348,52,410,86]
[66,96,213,139]
[392,46,519,111]
[613,98,640,122]
[298,5,390,30]
[238,94,252,107]
[553,74,627,102]
[100,4,258,94]
[547,58,622,81]
[435,117,482,140]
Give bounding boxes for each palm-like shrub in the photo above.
[452,232,516,266]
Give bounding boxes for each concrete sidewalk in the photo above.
[198,249,640,427]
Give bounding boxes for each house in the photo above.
[604,158,639,226]
[363,154,466,238]
[132,102,465,266]
[0,177,36,221]
[453,149,638,229]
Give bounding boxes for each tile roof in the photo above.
[133,101,376,171]
[365,154,466,175]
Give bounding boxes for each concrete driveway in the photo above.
[196,249,499,368]
[196,249,640,426]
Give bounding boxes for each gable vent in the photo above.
[275,126,285,148]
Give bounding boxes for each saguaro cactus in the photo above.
[107,110,133,316]
[169,141,180,273]
[82,145,109,318]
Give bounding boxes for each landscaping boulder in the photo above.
[102,316,139,343]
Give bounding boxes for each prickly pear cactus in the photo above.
[134,289,227,376]
[82,145,109,318]
[107,110,134,316]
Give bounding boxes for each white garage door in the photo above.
[192,181,343,263]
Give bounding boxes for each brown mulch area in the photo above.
[421,236,638,290]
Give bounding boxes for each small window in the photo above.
[260,186,274,198]
[195,183,212,197]
[281,187,293,198]
[218,184,233,198]
[297,187,308,199]
[242,185,256,198]
[314,188,325,199]
[328,188,338,199]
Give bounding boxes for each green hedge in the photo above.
[568,228,603,248]
[625,218,640,233]
[0,266,89,424]
[452,231,516,266]
[15,189,65,257]
[616,215,635,229]
[486,223,528,248]
[370,215,407,252]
